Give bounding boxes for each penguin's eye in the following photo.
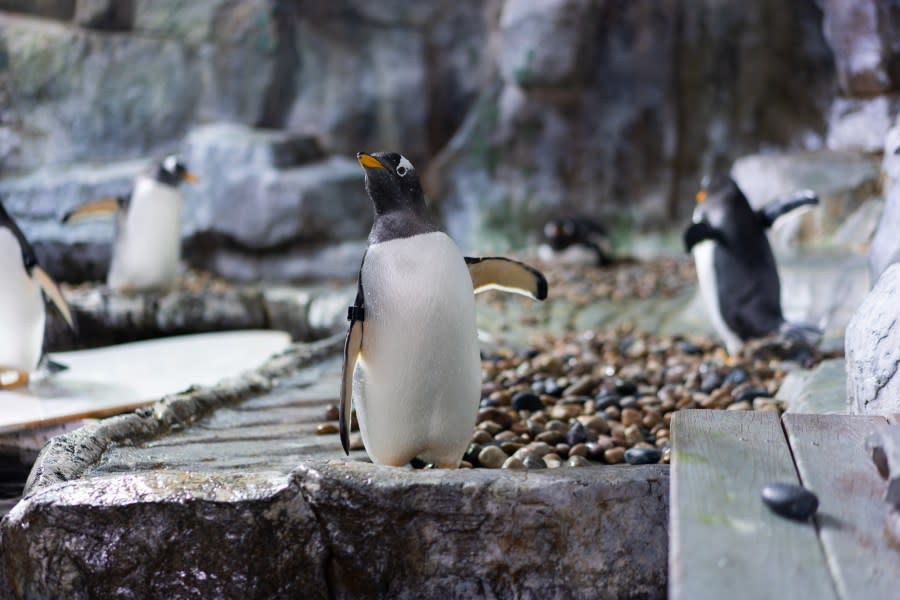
[396,165,408,177]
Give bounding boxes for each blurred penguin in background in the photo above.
[538,216,614,266]
[683,174,820,355]
[63,155,198,292]
[0,199,76,389]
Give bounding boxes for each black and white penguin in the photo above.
[537,216,613,266]
[683,174,819,355]
[0,199,76,388]
[63,155,198,292]
[341,151,548,468]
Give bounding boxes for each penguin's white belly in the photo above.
[537,243,598,265]
[0,230,44,372]
[108,179,182,291]
[692,241,742,354]
[353,231,481,466]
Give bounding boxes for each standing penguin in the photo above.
[63,155,198,292]
[341,152,548,468]
[683,174,819,355]
[0,199,76,389]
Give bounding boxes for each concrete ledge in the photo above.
[2,337,669,599]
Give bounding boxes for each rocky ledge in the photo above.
[1,336,668,600]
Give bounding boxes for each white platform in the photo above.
[0,331,291,433]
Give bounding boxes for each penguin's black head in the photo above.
[694,173,755,229]
[356,152,425,215]
[155,155,199,188]
[542,218,577,250]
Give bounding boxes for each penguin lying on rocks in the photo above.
[683,174,820,355]
[538,216,613,266]
[341,151,548,468]
[0,199,76,389]
[63,155,198,292]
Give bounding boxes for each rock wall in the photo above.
[0,0,896,280]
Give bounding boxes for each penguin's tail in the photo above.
[778,321,823,347]
[38,354,69,375]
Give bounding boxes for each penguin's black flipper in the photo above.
[62,196,127,224]
[31,265,78,333]
[465,257,548,300]
[757,190,818,229]
[340,270,366,455]
[683,221,725,253]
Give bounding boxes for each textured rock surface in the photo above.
[820,0,900,96]
[846,264,900,415]
[1,340,669,600]
[870,115,900,283]
[42,280,351,350]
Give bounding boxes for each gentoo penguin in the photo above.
[538,216,613,266]
[683,174,819,355]
[0,199,76,389]
[341,151,548,468]
[63,155,198,292]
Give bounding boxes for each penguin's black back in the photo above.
[0,200,38,272]
[701,177,784,339]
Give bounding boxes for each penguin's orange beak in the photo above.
[695,190,707,203]
[357,152,384,170]
[181,171,200,184]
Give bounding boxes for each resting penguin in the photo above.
[63,155,198,292]
[0,199,76,389]
[341,152,548,468]
[683,174,819,355]
[537,216,613,266]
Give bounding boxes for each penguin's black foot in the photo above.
[0,369,29,389]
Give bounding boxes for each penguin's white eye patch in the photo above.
[163,155,178,173]
[396,156,414,177]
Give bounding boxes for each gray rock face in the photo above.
[730,151,881,250]
[869,115,900,283]
[434,0,836,251]
[2,341,669,599]
[820,0,900,96]
[826,96,900,153]
[846,264,900,415]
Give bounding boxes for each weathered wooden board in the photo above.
[783,413,899,599]
[670,410,837,600]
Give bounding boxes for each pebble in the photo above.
[523,455,548,469]
[724,368,749,386]
[621,407,642,426]
[478,445,507,469]
[316,423,338,435]
[761,482,819,520]
[567,455,590,467]
[733,386,770,403]
[502,457,526,469]
[324,405,339,420]
[512,391,544,411]
[624,447,662,465]
[569,443,589,457]
[471,430,493,444]
[624,424,644,446]
[477,420,503,435]
[604,447,625,464]
[567,422,589,446]
[528,442,553,457]
[594,391,621,410]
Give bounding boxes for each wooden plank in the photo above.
[783,414,899,599]
[670,410,837,600]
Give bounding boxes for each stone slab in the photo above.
[2,337,670,599]
[0,331,290,434]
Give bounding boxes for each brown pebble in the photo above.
[502,457,526,469]
[604,447,625,464]
[555,443,570,458]
[459,461,473,468]
[472,430,493,444]
[478,420,503,435]
[568,455,590,467]
[569,443,589,457]
[494,430,519,442]
[536,430,566,445]
[316,423,338,435]
[324,405,339,421]
[527,441,553,457]
[621,407,642,426]
[478,445,507,469]
[510,421,529,435]
[642,409,662,428]
[563,376,595,397]
[727,401,752,411]
[604,406,621,420]
[478,407,514,428]
[624,424,644,446]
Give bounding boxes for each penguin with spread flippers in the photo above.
[0,199,76,389]
[63,155,198,292]
[341,152,548,468]
[683,174,820,355]
[538,216,613,266]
